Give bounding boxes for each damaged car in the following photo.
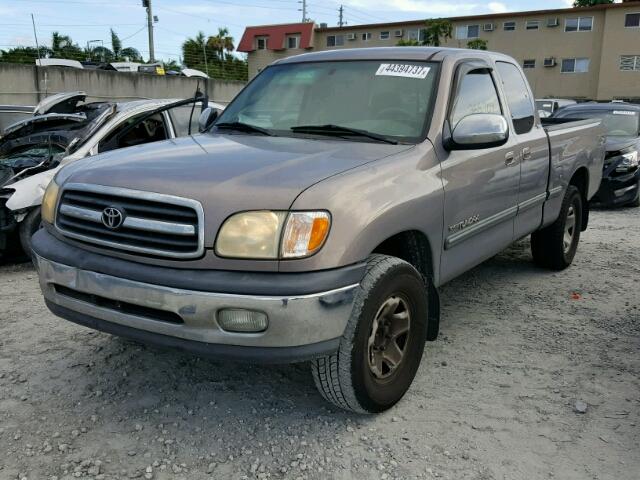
[0,92,224,257]
[550,102,640,208]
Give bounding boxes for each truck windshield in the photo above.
[555,109,640,137]
[215,61,439,144]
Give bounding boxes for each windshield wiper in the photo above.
[291,124,398,144]
[215,121,274,136]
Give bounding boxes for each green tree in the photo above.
[573,0,612,6]
[182,31,208,67]
[467,38,488,50]
[110,28,122,59]
[396,19,453,47]
[206,27,235,61]
[50,31,84,60]
[423,19,453,46]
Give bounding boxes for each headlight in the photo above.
[616,150,638,172]
[216,210,330,259]
[41,179,60,224]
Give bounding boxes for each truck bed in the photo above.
[541,117,605,227]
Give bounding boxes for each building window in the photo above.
[256,37,267,50]
[503,21,516,31]
[380,31,390,40]
[407,28,424,41]
[362,32,372,41]
[620,55,640,71]
[326,35,344,47]
[561,58,590,73]
[287,36,300,49]
[565,17,593,32]
[526,20,540,30]
[625,13,640,28]
[523,59,536,69]
[455,25,480,39]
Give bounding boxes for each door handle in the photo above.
[505,151,516,166]
[522,147,532,160]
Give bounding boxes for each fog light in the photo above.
[217,309,268,333]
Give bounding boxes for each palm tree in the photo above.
[182,31,208,68]
[50,31,83,60]
[206,27,234,61]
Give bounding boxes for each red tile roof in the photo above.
[237,22,315,52]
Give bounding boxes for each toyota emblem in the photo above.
[101,207,124,229]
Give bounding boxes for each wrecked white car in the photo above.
[0,92,223,257]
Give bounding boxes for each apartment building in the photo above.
[237,1,640,100]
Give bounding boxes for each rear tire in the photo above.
[311,254,429,413]
[19,208,42,260]
[531,185,582,270]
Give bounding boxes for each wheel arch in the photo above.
[370,229,440,341]
[569,167,589,231]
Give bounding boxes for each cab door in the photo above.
[438,62,521,283]
[494,61,549,239]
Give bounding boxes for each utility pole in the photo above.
[142,0,155,62]
[298,0,308,22]
[338,5,345,27]
[31,13,42,62]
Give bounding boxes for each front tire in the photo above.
[531,185,582,270]
[311,254,429,413]
[19,208,42,259]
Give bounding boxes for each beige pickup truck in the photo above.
[32,47,605,413]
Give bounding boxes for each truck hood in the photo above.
[604,136,638,153]
[58,133,413,246]
[60,134,413,205]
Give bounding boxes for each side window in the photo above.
[495,61,535,134]
[168,104,200,137]
[98,112,168,153]
[450,69,501,127]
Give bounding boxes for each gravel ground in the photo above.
[0,207,638,480]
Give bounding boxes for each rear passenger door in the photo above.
[495,61,550,239]
[439,63,520,283]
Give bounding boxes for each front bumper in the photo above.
[33,230,362,363]
[592,167,640,207]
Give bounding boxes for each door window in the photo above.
[450,69,501,128]
[98,112,168,153]
[168,104,202,137]
[495,61,535,134]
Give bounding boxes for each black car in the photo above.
[551,102,640,207]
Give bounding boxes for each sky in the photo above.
[0,0,597,63]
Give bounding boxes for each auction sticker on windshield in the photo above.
[613,110,637,116]
[376,64,431,79]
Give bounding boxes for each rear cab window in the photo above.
[495,61,535,134]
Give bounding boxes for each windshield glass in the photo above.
[0,145,66,169]
[216,60,439,143]
[555,109,640,137]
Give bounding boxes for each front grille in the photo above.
[53,284,183,324]
[55,183,204,259]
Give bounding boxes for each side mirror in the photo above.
[444,113,509,151]
[198,107,219,133]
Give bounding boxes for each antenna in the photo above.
[338,5,345,28]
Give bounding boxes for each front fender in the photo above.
[284,142,445,285]
[5,166,61,212]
